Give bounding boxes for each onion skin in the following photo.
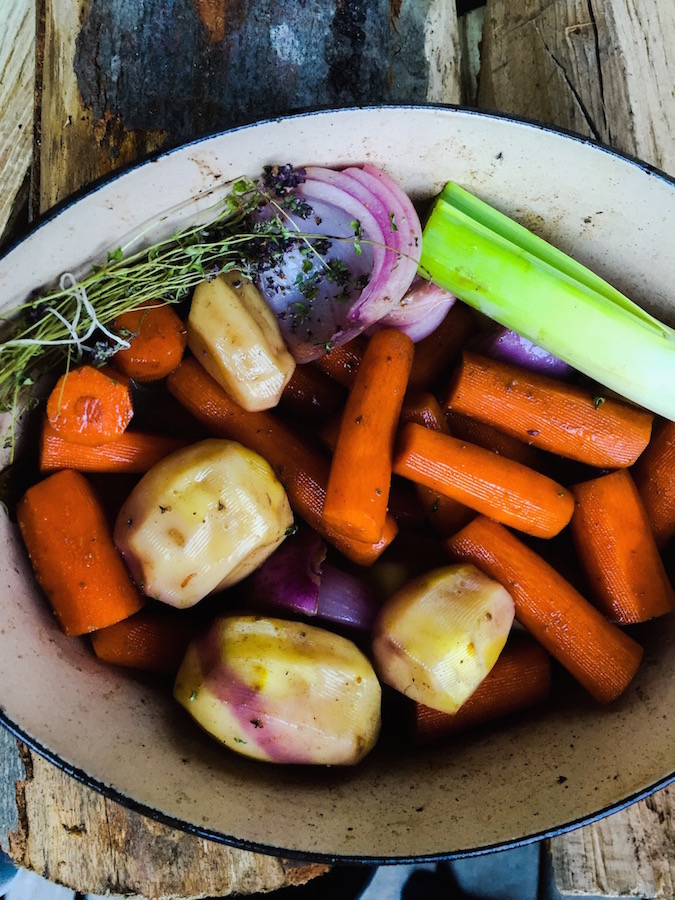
[174,615,382,765]
[372,563,515,714]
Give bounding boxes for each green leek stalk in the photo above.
[419,182,675,421]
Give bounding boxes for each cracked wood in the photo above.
[478,0,675,174]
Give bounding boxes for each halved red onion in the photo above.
[370,277,456,342]
[473,326,575,378]
[347,165,423,316]
[252,165,423,363]
[245,526,379,632]
[246,527,326,616]
[316,563,380,632]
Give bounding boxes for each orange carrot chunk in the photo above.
[411,634,552,744]
[408,301,477,391]
[90,608,195,674]
[314,334,366,388]
[322,329,414,543]
[46,365,134,446]
[632,420,675,549]
[394,423,574,539]
[445,516,644,703]
[40,421,187,474]
[570,470,675,624]
[445,409,546,472]
[17,469,144,636]
[111,303,187,382]
[399,393,474,536]
[279,363,345,422]
[167,357,398,565]
[445,351,653,468]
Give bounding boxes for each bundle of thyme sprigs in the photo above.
[0,166,345,455]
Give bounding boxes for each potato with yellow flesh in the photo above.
[372,564,515,714]
[114,439,292,608]
[174,615,382,765]
[188,271,296,411]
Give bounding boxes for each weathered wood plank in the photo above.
[0,734,328,899]
[478,0,675,174]
[35,0,461,213]
[0,0,35,243]
[548,784,675,899]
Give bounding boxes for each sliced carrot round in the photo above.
[111,303,187,382]
[46,365,133,446]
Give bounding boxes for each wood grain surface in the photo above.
[478,0,675,174]
[34,0,460,212]
[0,0,35,243]
[0,0,673,897]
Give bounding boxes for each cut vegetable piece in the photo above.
[372,563,515,714]
[473,325,574,379]
[632,420,675,549]
[408,301,477,391]
[174,615,382,765]
[446,516,644,703]
[411,634,551,744]
[323,329,414,542]
[91,608,196,674]
[368,278,456,343]
[399,393,474,536]
[246,527,326,618]
[314,334,366,388]
[446,352,653,468]
[445,409,546,472]
[167,357,398,565]
[420,181,675,420]
[570,470,675,624]
[46,365,133,446]
[394,423,574,538]
[111,303,187,381]
[279,363,345,422]
[17,469,144,636]
[40,421,186,473]
[114,439,293,608]
[188,271,296,411]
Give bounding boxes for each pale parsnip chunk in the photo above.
[372,563,515,714]
[174,615,382,765]
[114,439,292,608]
[187,271,296,411]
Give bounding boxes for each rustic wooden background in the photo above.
[0,0,673,897]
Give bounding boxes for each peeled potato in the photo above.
[372,563,515,714]
[174,615,382,765]
[114,439,292,608]
[188,271,296,411]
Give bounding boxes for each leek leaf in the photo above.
[419,182,675,420]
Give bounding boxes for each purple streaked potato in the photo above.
[174,615,382,765]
